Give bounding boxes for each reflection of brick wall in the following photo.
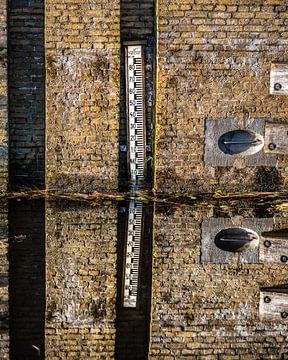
[0,203,8,359]
[8,0,45,184]
[155,2,288,193]
[150,206,288,358]
[0,1,7,190]
[45,0,120,192]
[46,203,118,358]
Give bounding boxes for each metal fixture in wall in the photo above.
[201,217,273,264]
[214,227,259,253]
[270,63,288,95]
[204,118,276,167]
[218,130,264,156]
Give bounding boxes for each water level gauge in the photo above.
[125,42,146,184]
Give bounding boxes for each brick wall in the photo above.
[8,0,45,186]
[45,0,120,192]
[45,202,118,358]
[0,202,8,359]
[155,1,288,193]
[0,1,7,191]
[150,205,288,359]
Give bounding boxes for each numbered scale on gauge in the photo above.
[123,201,143,308]
[126,45,146,184]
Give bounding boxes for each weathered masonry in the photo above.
[150,205,288,358]
[155,1,288,193]
[2,1,288,193]
[45,0,120,192]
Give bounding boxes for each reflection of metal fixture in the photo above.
[268,143,276,150]
[281,311,288,319]
[222,139,262,146]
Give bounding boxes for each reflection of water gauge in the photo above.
[123,201,143,308]
[125,43,146,183]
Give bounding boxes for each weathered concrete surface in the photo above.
[155,1,288,193]
[150,205,288,359]
[45,202,118,359]
[45,0,120,192]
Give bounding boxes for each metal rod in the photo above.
[222,139,262,146]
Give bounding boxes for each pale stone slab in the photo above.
[264,122,288,154]
[270,63,288,95]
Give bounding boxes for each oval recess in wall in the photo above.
[214,227,259,253]
[218,129,264,156]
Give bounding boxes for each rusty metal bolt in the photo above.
[268,143,276,150]
[281,311,288,319]
[281,255,288,263]
[264,296,271,303]
[264,240,271,248]
[274,83,282,91]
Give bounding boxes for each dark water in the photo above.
[2,198,288,359]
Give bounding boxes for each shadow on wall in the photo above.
[9,199,45,360]
[8,0,45,187]
[254,167,282,192]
